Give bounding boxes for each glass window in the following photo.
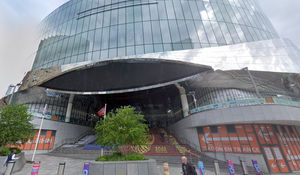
[126,23,134,46]
[87,30,95,52]
[165,1,176,19]
[118,24,126,47]
[219,22,233,44]
[118,8,126,24]
[103,11,111,27]
[110,9,118,26]
[168,20,180,43]
[181,1,193,19]
[126,46,135,55]
[151,21,162,44]
[134,22,144,45]
[188,1,201,20]
[93,28,102,51]
[126,7,134,23]
[203,21,217,44]
[160,20,171,43]
[118,47,126,57]
[194,21,209,44]
[96,13,103,28]
[157,2,167,20]
[109,25,118,48]
[172,0,184,20]
[196,1,209,21]
[142,5,150,21]
[134,5,142,22]
[185,21,200,44]
[135,45,144,55]
[177,20,190,44]
[143,21,153,44]
[101,27,109,49]
[211,21,226,45]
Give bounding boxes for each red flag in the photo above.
[97,106,106,117]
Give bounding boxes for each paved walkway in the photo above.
[11,154,300,175]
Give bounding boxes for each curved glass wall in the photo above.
[32,0,278,70]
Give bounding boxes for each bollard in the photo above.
[4,161,15,175]
[240,160,249,175]
[57,162,66,175]
[198,161,205,175]
[214,160,220,175]
[83,163,90,175]
[163,162,170,175]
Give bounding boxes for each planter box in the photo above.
[89,159,158,175]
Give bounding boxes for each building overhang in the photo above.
[21,58,212,94]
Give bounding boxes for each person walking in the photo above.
[181,156,197,175]
[2,150,17,167]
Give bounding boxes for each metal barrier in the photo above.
[4,161,15,175]
[190,97,300,114]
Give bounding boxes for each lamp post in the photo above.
[241,67,261,98]
[8,83,21,104]
[187,91,198,108]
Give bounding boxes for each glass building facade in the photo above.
[32,0,278,70]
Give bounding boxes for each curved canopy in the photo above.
[40,59,212,93]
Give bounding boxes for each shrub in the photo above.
[96,152,146,161]
[0,147,10,156]
[9,147,21,154]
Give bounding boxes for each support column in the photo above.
[176,83,189,117]
[65,94,75,122]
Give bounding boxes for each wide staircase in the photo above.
[51,128,256,174]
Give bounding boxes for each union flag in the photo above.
[97,105,106,117]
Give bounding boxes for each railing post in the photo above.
[214,160,221,175]
[240,160,249,175]
[57,162,66,175]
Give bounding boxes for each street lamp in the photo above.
[8,83,21,104]
[241,67,261,98]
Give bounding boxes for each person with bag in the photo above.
[2,150,17,167]
[181,156,197,175]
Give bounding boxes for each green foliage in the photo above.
[9,147,21,154]
[96,152,146,161]
[0,147,10,156]
[95,106,149,148]
[0,104,34,147]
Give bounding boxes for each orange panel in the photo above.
[43,131,52,150]
[236,125,248,145]
[37,136,45,150]
[212,132,223,152]
[254,125,266,145]
[244,125,253,133]
[277,126,296,171]
[218,126,233,153]
[272,146,289,173]
[284,126,300,169]
[30,131,39,150]
[267,125,278,145]
[198,134,208,152]
[228,133,239,153]
[263,146,280,173]
[204,127,214,152]
[247,133,261,153]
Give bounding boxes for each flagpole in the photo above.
[104,104,107,120]
[101,104,107,157]
[32,104,47,162]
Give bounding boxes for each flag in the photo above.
[43,104,47,115]
[97,105,106,117]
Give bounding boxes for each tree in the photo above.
[95,106,149,150]
[0,104,34,147]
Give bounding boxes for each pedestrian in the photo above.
[181,156,197,175]
[2,150,17,167]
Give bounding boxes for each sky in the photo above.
[0,0,300,98]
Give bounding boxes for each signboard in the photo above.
[83,163,90,175]
[198,125,260,154]
[21,130,56,150]
[198,161,205,175]
[31,162,40,175]
[227,160,235,175]
[252,160,261,175]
